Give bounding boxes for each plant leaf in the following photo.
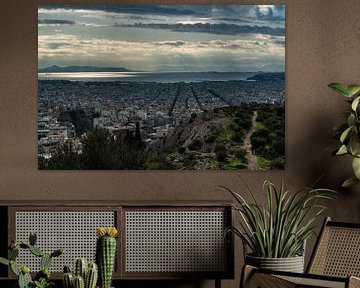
[352,96,360,111]
[347,85,360,97]
[342,177,360,188]
[340,126,353,143]
[328,83,351,97]
[0,257,9,266]
[336,145,348,155]
[347,114,356,129]
[352,157,360,179]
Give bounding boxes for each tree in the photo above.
[39,140,81,169]
[81,128,111,169]
[81,128,148,170]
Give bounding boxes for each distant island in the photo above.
[38,65,134,73]
[247,72,285,81]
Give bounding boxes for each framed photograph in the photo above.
[38,5,285,170]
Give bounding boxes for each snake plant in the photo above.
[328,83,360,187]
[222,179,335,258]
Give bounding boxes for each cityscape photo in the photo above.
[38,5,285,170]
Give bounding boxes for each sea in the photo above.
[37,71,257,83]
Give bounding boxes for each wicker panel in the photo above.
[15,211,115,272]
[125,210,227,273]
[248,273,297,288]
[310,226,360,277]
[277,275,345,288]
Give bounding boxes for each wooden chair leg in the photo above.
[240,265,255,288]
[349,276,360,288]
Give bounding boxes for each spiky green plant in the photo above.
[96,227,118,288]
[0,232,63,288]
[85,262,98,288]
[62,270,74,288]
[63,260,98,288]
[328,83,360,187]
[73,275,85,288]
[222,179,335,258]
[74,258,88,280]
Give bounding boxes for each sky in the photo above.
[38,5,285,72]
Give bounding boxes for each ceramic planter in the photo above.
[245,254,305,273]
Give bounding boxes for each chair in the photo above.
[241,217,360,288]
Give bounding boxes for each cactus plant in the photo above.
[96,227,118,288]
[74,258,88,279]
[0,232,63,288]
[29,232,37,246]
[85,262,98,288]
[41,253,52,270]
[63,272,74,288]
[19,267,32,288]
[73,275,85,288]
[62,259,98,288]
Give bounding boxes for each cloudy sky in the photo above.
[38,5,285,72]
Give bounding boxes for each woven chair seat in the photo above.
[277,275,347,288]
[241,218,360,288]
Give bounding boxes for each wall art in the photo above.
[38,5,285,170]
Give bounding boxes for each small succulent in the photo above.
[32,278,54,288]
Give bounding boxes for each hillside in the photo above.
[146,104,285,170]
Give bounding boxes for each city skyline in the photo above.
[38,5,285,72]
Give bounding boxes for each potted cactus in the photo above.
[0,232,64,288]
[62,258,98,288]
[96,227,118,288]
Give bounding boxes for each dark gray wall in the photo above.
[1,0,360,287]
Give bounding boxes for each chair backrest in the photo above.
[307,217,360,277]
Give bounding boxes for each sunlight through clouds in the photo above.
[38,5,285,72]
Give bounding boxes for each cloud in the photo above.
[38,5,285,27]
[274,39,285,47]
[38,19,76,25]
[38,5,200,17]
[38,18,106,27]
[38,33,284,72]
[117,22,285,36]
[254,5,285,21]
[38,34,284,55]
[153,41,186,47]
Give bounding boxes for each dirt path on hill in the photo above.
[243,111,258,170]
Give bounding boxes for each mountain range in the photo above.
[38,65,134,73]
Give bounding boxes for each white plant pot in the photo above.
[245,254,305,273]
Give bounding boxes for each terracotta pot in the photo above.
[245,254,304,273]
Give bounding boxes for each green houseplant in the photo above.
[222,179,334,272]
[328,83,360,187]
[0,232,63,288]
[62,258,98,288]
